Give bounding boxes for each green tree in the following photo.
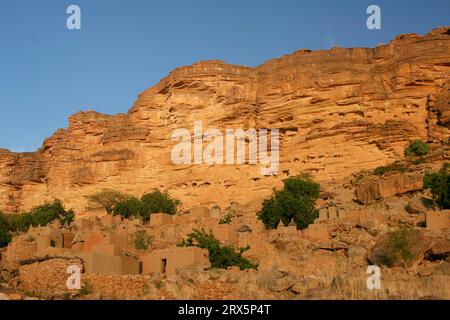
[59,210,75,226]
[0,200,74,247]
[140,190,181,217]
[180,229,257,270]
[258,176,320,230]
[258,196,282,229]
[112,191,181,222]
[405,140,430,157]
[30,199,66,227]
[113,197,144,220]
[87,189,128,214]
[0,214,7,228]
[424,163,450,209]
[0,227,11,248]
[5,212,30,232]
[0,213,12,248]
[6,200,74,232]
[284,176,320,199]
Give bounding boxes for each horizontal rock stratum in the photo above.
[0,27,449,213]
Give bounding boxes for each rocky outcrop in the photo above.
[0,27,449,213]
[405,194,439,215]
[368,229,434,268]
[355,172,424,204]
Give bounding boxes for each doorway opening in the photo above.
[161,258,167,274]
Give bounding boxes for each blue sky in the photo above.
[0,0,449,152]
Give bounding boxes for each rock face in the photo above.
[355,172,424,204]
[0,27,449,213]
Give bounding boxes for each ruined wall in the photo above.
[141,247,210,275]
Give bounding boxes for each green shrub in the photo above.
[258,196,282,229]
[0,213,8,229]
[87,189,128,214]
[284,175,320,199]
[405,140,430,157]
[152,279,163,289]
[218,213,232,225]
[180,229,257,270]
[424,163,450,209]
[29,199,65,227]
[7,212,33,232]
[0,200,74,247]
[0,222,11,248]
[257,176,320,230]
[140,190,181,216]
[374,163,408,176]
[4,200,73,233]
[113,197,144,220]
[381,227,417,267]
[0,213,12,248]
[63,293,73,300]
[59,210,75,226]
[79,282,93,296]
[134,231,151,250]
[112,191,181,222]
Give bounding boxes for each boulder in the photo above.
[405,197,428,215]
[0,292,11,300]
[255,269,283,288]
[237,225,252,233]
[347,245,368,259]
[8,293,23,300]
[357,221,379,236]
[432,261,450,276]
[0,271,11,283]
[355,172,423,204]
[426,211,450,231]
[427,239,450,259]
[316,241,348,251]
[368,229,433,268]
[270,276,297,292]
[303,288,338,300]
[290,277,322,295]
[290,282,306,295]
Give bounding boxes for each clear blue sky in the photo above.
[0,0,449,152]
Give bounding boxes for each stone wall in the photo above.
[141,247,210,276]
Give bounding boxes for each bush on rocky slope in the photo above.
[369,227,432,268]
[113,196,144,219]
[424,163,450,209]
[373,163,408,176]
[112,190,181,222]
[0,214,11,248]
[179,229,257,270]
[6,199,74,232]
[0,199,74,248]
[405,140,430,157]
[258,176,320,230]
[140,190,181,217]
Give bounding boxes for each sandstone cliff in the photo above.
[0,27,449,213]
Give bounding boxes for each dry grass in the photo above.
[316,258,450,300]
